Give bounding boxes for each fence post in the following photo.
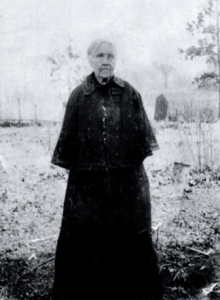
[18,98,21,124]
[34,104,37,125]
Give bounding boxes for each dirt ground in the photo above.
[1,122,220,299]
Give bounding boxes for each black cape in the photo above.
[51,73,159,170]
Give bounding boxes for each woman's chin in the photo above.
[100,71,112,78]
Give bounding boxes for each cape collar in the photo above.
[82,73,124,95]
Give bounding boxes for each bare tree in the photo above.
[180,0,220,118]
[47,43,81,94]
[153,61,174,88]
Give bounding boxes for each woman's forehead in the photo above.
[87,39,117,58]
[94,42,115,54]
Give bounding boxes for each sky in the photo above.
[0,0,205,61]
[0,0,209,119]
[1,0,205,67]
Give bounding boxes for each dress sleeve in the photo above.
[51,89,79,169]
[140,95,159,152]
[135,91,159,155]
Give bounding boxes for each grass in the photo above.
[1,87,220,299]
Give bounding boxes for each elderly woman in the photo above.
[51,39,163,300]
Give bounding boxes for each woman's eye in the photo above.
[97,53,104,58]
[108,54,114,59]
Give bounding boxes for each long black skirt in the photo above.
[52,164,163,300]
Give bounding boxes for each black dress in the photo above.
[51,74,163,300]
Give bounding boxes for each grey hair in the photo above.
[87,39,117,63]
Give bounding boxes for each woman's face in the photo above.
[90,42,116,79]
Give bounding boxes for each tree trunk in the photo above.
[217,3,220,118]
[218,83,220,118]
[164,75,168,89]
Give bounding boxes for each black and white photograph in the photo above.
[1,0,220,299]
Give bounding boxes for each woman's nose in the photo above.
[102,55,109,64]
